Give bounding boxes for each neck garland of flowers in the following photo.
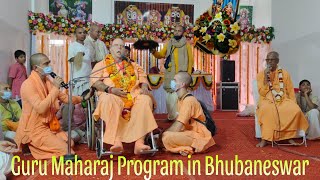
[267,67,284,102]
[105,54,136,120]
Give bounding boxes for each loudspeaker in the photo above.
[220,60,235,82]
[216,82,239,111]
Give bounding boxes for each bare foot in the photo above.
[179,149,194,156]
[110,141,123,153]
[179,151,189,156]
[256,139,268,147]
[288,139,298,146]
[134,142,151,155]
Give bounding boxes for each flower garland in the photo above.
[105,54,136,120]
[267,67,284,102]
[241,26,275,43]
[27,11,193,45]
[193,11,241,56]
[27,11,275,48]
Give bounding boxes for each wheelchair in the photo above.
[81,89,97,150]
[86,97,96,150]
[85,93,159,159]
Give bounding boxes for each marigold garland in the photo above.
[28,11,275,48]
[105,54,136,120]
[267,67,284,103]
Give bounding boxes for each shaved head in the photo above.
[75,27,84,34]
[111,38,124,46]
[30,53,48,70]
[89,24,101,40]
[75,27,86,41]
[90,24,99,32]
[176,71,192,87]
[0,83,10,100]
[266,51,280,71]
[0,82,9,91]
[266,51,279,59]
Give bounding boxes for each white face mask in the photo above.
[170,80,184,92]
[37,65,53,75]
[1,91,12,100]
[170,80,177,91]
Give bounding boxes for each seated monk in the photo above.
[0,83,21,142]
[14,53,93,159]
[0,116,19,179]
[256,51,309,147]
[161,72,215,156]
[296,79,320,140]
[90,38,158,154]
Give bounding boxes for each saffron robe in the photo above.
[162,94,215,153]
[90,56,158,144]
[256,69,308,141]
[15,71,81,159]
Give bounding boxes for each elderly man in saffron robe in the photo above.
[256,51,309,147]
[15,53,93,159]
[90,38,158,154]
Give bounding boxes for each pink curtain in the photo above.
[35,33,74,84]
[188,42,271,107]
[232,42,271,106]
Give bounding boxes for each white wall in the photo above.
[252,0,271,27]
[34,0,202,24]
[0,0,31,83]
[271,0,320,95]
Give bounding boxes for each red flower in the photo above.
[223,19,231,25]
[208,16,213,21]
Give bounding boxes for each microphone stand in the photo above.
[64,57,120,162]
[63,57,123,162]
[64,57,80,162]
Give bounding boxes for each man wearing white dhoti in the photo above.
[0,120,19,179]
[296,79,320,140]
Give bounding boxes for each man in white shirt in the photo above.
[64,27,91,143]
[84,24,109,68]
[68,27,92,96]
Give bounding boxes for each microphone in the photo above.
[72,59,120,82]
[266,64,271,73]
[49,72,69,89]
[121,55,128,62]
